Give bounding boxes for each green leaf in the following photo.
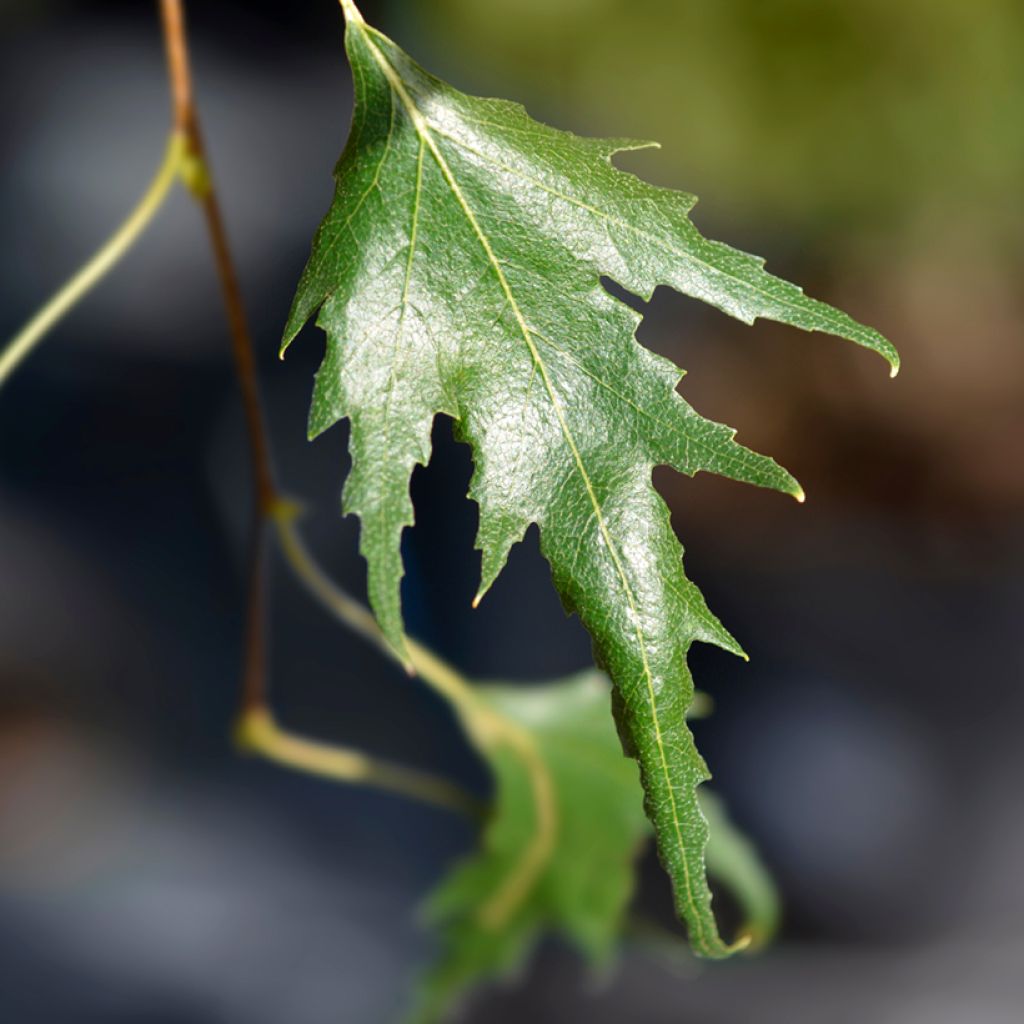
[283,5,896,958]
[410,671,649,1024]
[701,791,781,949]
[410,672,781,1022]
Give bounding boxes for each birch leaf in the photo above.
[284,1,896,960]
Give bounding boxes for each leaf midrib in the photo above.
[354,23,712,948]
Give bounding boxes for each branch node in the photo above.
[234,706,275,753]
[268,495,304,525]
[178,143,212,199]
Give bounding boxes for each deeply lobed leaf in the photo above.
[284,8,895,958]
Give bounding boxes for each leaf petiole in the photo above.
[338,0,365,26]
[236,706,484,818]
[269,498,559,926]
[0,131,186,391]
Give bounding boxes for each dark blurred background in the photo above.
[1,1,1022,1021]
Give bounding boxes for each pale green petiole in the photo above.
[0,132,187,391]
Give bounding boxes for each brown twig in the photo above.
[158,0,276,515]
[158,0,279,715]
[158,0,195,135]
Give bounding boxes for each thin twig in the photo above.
[158,0,278,718]
[158,0,276,516]
[159,0,491,735]
[158,0,194,135]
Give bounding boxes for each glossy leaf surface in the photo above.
[284,4,895,958]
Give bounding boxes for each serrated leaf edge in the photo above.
[349,18,730,955]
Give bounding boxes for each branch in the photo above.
[159,0,278,725]
[159,0,276,517]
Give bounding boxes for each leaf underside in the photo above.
[284,14,897,960]
[410,672,649,1024]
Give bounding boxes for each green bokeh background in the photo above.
[409,0,1023,232]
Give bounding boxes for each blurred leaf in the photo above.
[284,3,893,961]
[411,672,779,1022]
[701,790,781,948]
[409,671,648,1023]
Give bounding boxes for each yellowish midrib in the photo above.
[357,27,708,944]
[374,133,426,599]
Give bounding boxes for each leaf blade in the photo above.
[285,14,896,958]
